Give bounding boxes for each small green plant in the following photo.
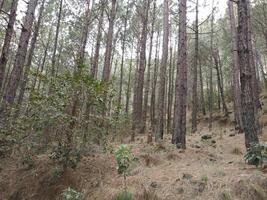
[21,154,35,170]
[244,143,267,167]
[201,175,208,184]
[221,191,233,200]
[113,190,133,200]
[50,146,81,169]
[63,187,83,200]
[51,166,64,180]
[114,145,133,190]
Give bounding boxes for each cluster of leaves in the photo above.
[63,187,83,200]
[115,145,133,176]
[244,143,267,167]
[50,145,81,169]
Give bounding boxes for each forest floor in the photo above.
[1,98,267,199]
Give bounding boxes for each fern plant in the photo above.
[244,143,267,167]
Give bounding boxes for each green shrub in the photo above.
[63,187,83,200]
[113,190,133,200]
[244,143,267,167]
[114,145,133,190]
[50,146,81,169]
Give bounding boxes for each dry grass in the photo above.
[231,147,243,155]
[136,187,161,200]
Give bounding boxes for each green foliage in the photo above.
[50,146,81,169]
[63,187,83,200]
[51,166,64,181]
[113,190,133,200]
[21,154,35,170]
[244,143,267,167]
[221,191,233,200]
[115,145,133,176]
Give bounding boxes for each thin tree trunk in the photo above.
[0,0,4,10]
[172,0,187,149]
[118,0,130,111]
[237,0,259,148]
[125,50,133,114]
[213,48,229,116]
[0,0,19,91]
[199,59,206,115]
[91,1,104,78]
[143,0,156,133]
[209,0,215,131]
[51,0,63,78]
[156,0,169,141]
[150,31,160,132]
[247,2,261,110]
[191,0,199,133]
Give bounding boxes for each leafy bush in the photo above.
[63,187,83,200]
[49,145,81,169]
[113,190,133,200]
[115,145,133,190]
[244,143,267,167]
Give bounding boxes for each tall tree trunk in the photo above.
[1,0,38,115]
[118,0,130,111]
[150,31,160,131]
[51,0,63,78]
[143,0,156,133]
[209,0,215,131]
[247,2,261,110]
[102,0,117,81]
[172,0,187,149]
[191,0,199,133]
[199,59,206,115]
[91,0,104,78]
[125,49,133,114]
[78,0,94,63]
[0,0,19,91]
[156,0,169,141]
[17,0,46,110]
[0,0,4,10]
[237,0,259,148]
[228,0,243,131]
[213,48,229,116]
[132,0,150,135]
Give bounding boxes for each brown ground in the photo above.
[1,98,267,199]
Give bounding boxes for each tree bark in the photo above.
[1,0,38,114]
[132,0,150,134]
[91,0,104,78]
[51,0,63,78]
[172,0,187,149]
[102,0,117,81]
[0,0,19,91]
[150,31,160,132]
[213,48,229,116]
[209,0,215,131]
[156,0,169,141]
[118,0,130,111]
[228,0,243,131]
[142,0,156,133]
[237,0,259,148]
[191,0,199,133]
[17,0,46,109]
